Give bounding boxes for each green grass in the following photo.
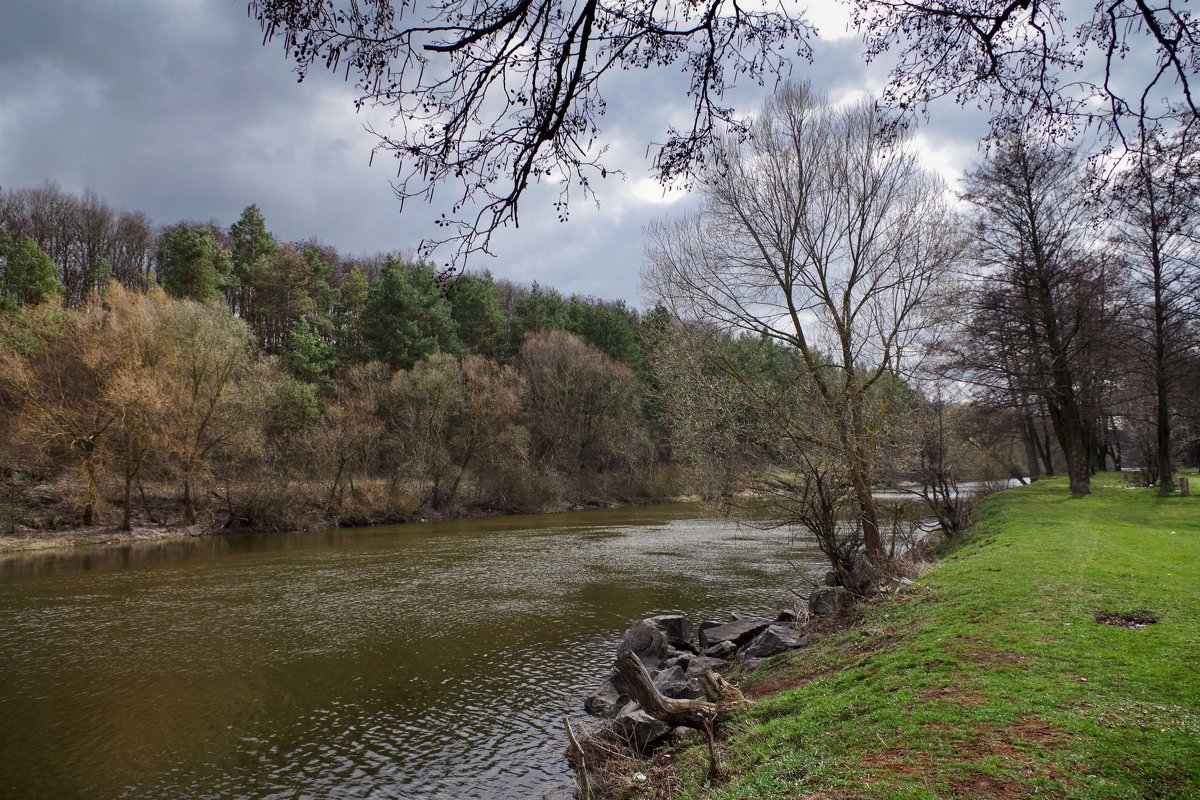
[659,472,1200,799]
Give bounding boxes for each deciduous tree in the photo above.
[645,83,960,565]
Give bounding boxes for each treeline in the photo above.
[943,137,1200,495]
[0,184,677,533]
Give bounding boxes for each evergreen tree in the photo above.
[301,246,336,330]
[447,270,509,359]
[510,281,569,352]
[0,236,62,309]
[86,257,112,298]
[333,264,370,361]
[252,246,315,353]
[159,226,228,302]
[568,297,642,370]
[285,316,337,390]
[361,259,463,368]
[228,204,276,317]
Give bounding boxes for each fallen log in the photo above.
[613,650,744,778]
[614,650,718,728]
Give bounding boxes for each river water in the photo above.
[0,503,825,799]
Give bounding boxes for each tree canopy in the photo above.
[250,0,1200,265]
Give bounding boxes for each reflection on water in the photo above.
[0,504,824,799]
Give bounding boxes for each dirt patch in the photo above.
[842,716,1072,798]
[946,773,1033,799]
[918,685,987,707]
[746,664,840,699]
[1093,610,1158,628]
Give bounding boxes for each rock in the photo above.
[698,617,771,649]
[743,625,810,658]
[652,665,702,700]
[703,640,737,659]
[742,656,764,673]
[668,725,698,745]
[863,627,882,637]
[684,655,730,679]
[647,614,694,649]
[729,611,745,621]
[697,620,721,642]
[809,586,855,617]
[608,702,671,751]
[616,619,670,668]
[584,675,627,717]
[662,651,691,671]
[774,608,799,624]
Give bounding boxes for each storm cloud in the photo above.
[0,0,989,304]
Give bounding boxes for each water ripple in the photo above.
[0,505,825,799]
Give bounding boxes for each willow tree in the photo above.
[644,83,960,569]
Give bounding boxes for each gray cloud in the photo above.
[0,1,991,305]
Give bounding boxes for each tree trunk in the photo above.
[182,475,196,524]
[1037,416,1056,476]
[81,454,99,526]
[613,651,725,778]
[1020,413,1042,483]
[122,471,134,532]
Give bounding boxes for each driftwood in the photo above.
[697,669,749,710]
[563,717,591,799]
[613,650,748,778]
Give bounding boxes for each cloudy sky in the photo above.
[0,0,990,305]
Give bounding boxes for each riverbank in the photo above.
[0,477,679,555]
[630,472,1200,799]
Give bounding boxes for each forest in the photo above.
[0,184,694,534]
[2,89,1198,567]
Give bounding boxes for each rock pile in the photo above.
[581,610,808,751]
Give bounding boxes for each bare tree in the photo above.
[1107,125,1200,493]
[249,0,814,263]
[644,83,961,566]
[249,1,1200,261]
[955,138,1124,496]
[852,0,1200,150]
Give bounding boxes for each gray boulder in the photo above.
[647,614,694,649]
[743,625,810,658]
[684,655,729,679]
[662,651,691,671]
[775,608,799,624]
[703,640,737,659]
[584,675,627,717]
[698,617,771,649]
[809,586,855,617]
[662,652,691,671]
[652,665,702,700]
[616,619,670,668]
[609,702,671,751]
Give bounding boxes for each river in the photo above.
[0,503,826,799]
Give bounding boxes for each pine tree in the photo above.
[447,270,509,359]
[0,236,62,309]
[159,226,227,302]
[361,259,463,368]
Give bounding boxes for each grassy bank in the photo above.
[653,473,1200,799]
